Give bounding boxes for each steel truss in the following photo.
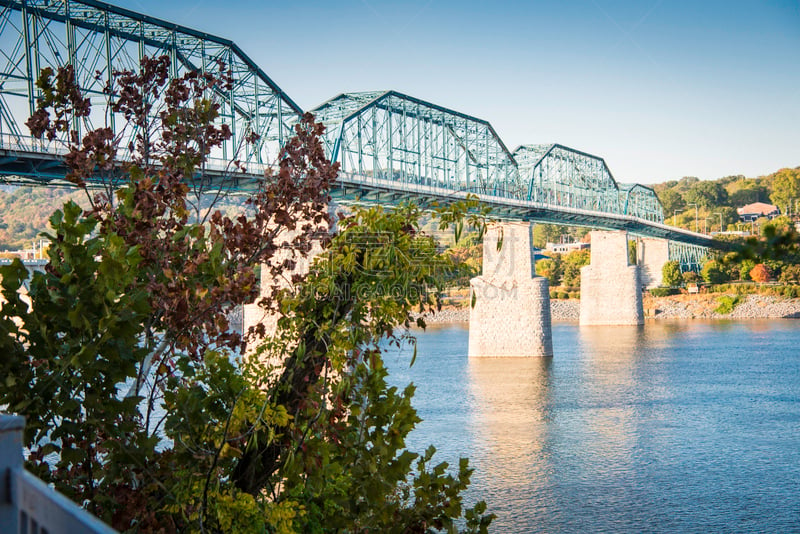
[312,91,521,199]
[0,0,301,176]
[514,144,664,223]
[669,241,708,272]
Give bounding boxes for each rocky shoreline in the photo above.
[416,294,800,324]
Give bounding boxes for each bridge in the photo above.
[0,0,716,360]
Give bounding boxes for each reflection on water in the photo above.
[468,357,553,525]
[386,320,800,533]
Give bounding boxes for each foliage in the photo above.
[661,260,683,287]
[649,287,679,297]
[0,57,492,532]
[749,263,771,283]
[682,270,701,284]
[779,264,800,285]
[769,168,800,214]
[714,295,743,314]
[657,189,685,215]
[536,256,562,286]
[684,180,728,210]
[739,259,756,281]
[701,259,728,285]
[560,248,590,288]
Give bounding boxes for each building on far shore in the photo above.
[545,242,590,254]
[737,202,780,222]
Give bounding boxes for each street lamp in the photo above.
[688,203,699,233]
[673,209,679,226]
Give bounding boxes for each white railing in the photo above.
[0,414,117,534]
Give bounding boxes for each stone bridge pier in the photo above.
[468,222,553,357]
[580,230,644,326]
[638,237,671,289]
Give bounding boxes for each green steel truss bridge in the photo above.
[0,0,710,267]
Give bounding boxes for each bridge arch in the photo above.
[311,91,522,199]
[513,144,621,214]
[0,0,301,168]
[619,183,664,223]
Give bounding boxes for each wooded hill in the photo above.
[653,166,800,233]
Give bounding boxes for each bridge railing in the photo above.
[0,132,272,180]
[0,414,117,534]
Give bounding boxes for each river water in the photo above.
[384,320,800,533]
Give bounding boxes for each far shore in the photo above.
[417,293,800,324]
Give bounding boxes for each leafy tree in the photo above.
[749,263,771,283]
[662,260,682,287]
[533,223,562,249]
[561,249,590,288]
[535,256,562,286]
[685,181,728,209]
[769,168,800,215]
[701,259,728,285]
[739,259,756,281]
[0,57,492,532]
[717,206,738,232]
[728,181,767,207]
[658,189,685,215]
[682,270,701,285]
[779,264,800,284]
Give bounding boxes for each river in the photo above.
[384,320,800,533]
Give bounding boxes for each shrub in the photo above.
[662,261,682,287]
[750,263,771,283]
[650,287,679,297]
[715,295,743,314]
[701,259,728,284]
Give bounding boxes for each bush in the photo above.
[650,287,679,297]
[750,263,771,283]
[662,261,683,287]
[715,295,743,314]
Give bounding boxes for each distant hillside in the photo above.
[0,185,249,251]
[651,166,800,232]
[0,186,89,251]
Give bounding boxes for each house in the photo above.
[736,202,780,222]
[545,242,590,254]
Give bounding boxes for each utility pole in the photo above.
[689,203,699,233]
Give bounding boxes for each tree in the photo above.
[739,259,756,281]
[682,270,701,285]
[658,189,685,216]
[779,264,800,285]
[701,259,728,285]
[533,223,562,249]
[0,57,492,532]
[769,168,800,215]
[561,249,590,288]
[662,260,682,287]
[535,256,562,286]
[729,181,767,207]
[685,181,728,209]
[749,263,771,283]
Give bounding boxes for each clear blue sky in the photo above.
[130,0,799,184]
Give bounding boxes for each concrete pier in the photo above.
[580,230,643,326]
[468,222,553,357]
[638,237,670,289]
